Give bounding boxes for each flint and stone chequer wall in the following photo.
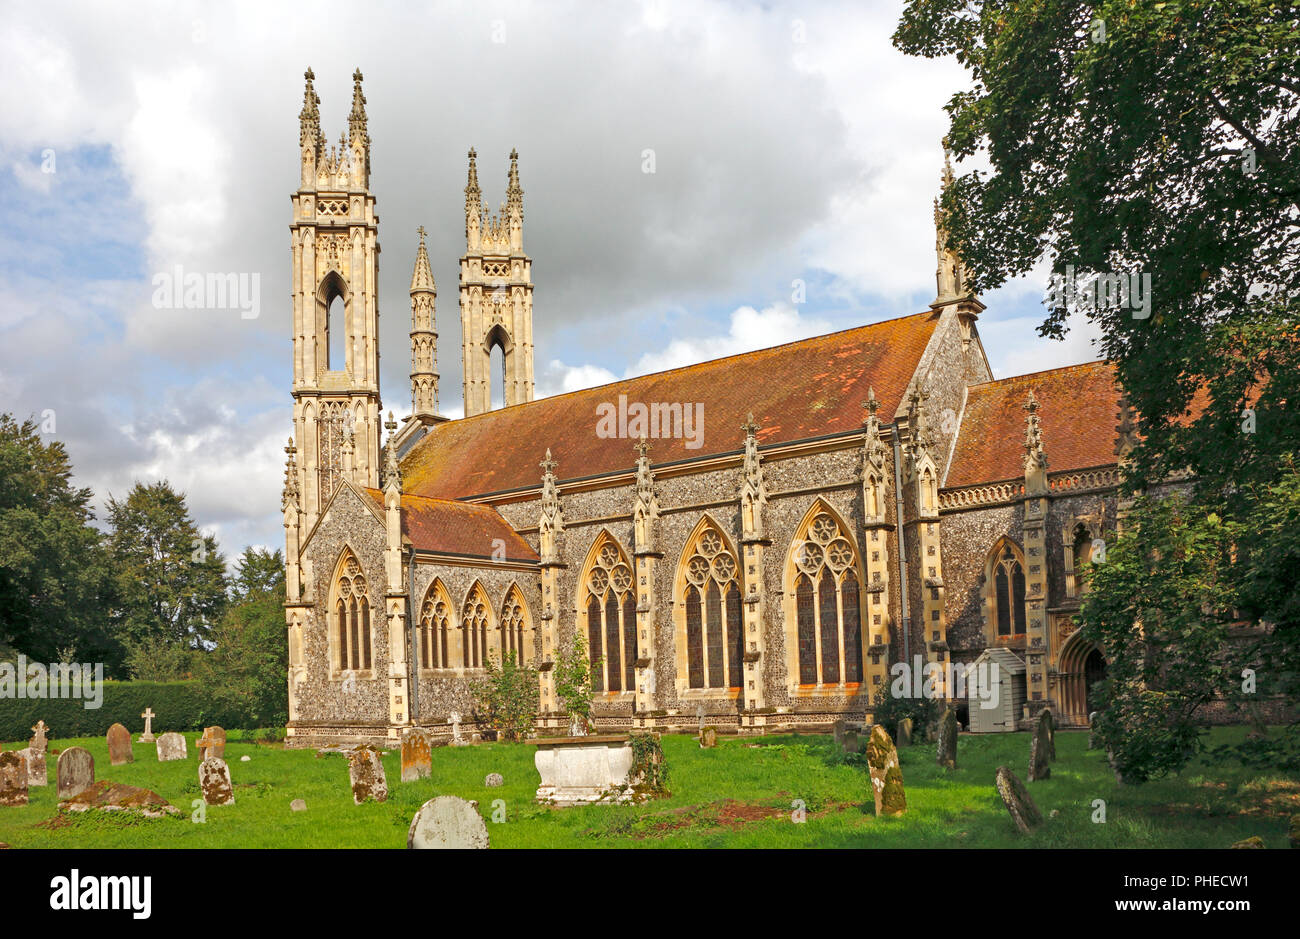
[292,486,392,738]
[940,501,1023,662]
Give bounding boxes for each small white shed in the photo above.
[966,648,1026,734]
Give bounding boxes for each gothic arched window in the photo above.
[460,583,492,669]
[581,535,635,694]
[417,579,453,670]
[499,585,533,665]
[678,520,744,692]
[786,506,864,688]
[986,540,1027,638]
[333,549,371,672]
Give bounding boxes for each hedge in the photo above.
[0,680,257,745]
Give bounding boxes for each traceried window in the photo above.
[790,509,864,686]
[499,585,534,664]
[989,542,1027,637]
[681,524,744,691]
[583,537,636,693]
[417,580,452,670]
[333,550,371,672]
[460,583,492,669]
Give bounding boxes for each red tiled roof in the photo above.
[360,488,538,561]
[945,361,1121,488]
[401,312,941,499]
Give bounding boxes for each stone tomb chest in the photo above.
[530,735,635,806]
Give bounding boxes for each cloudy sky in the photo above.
[0,0,1101,561]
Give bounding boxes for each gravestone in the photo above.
[106,722,133,765]
[865,725,906,817]
[995,766,1043,833]
[449,713,466,747]
[407,796,490,849]
[1087,711,1100,749]
[936,707,958,770]
[834,719,866,753]
[22,720,48,787]
[348,747,388,804]
[138,707,156,743]
[897,717,913,747]
[199,758,234,806]
[400,728,431,783]
[197,726,226,761]
[484,773,503,787]
[30,720,48,751]
[0,752,28,806]
[1040,708,1057,761]
[290,799,306,812]
[156,732,187,762]
[699,726,718,749]
[240,755,251,762]
[56,747,94,800]
[1231,836,1265,849]
[842,729,861,754]
[1028,710,1052,781]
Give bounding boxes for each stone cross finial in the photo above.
[863,386,880,420]
[304,67,315,82]
[353,68,363,83]
[540,448,558,477]
[385,410,398,436]
[741,412,760,438]
[417,225,426,241]
[634,436,651,461]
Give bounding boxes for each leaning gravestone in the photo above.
[407,796,490,849]
[348,747,388,804]
[1087,711,1100,749]
[197,726,226,761]
[400,728,431,783]
[56,747,94,800]
[156,732,187,762]
[199,758,235,806]
[865,725,906,817]
[1040,708,1057,761]
[995,765,1043,834]
[699,726,718,749]
[106,722,133,765]
[0,752,28,806]
[936,707,958,770]
[1028,710,1052,781]
[897,717,913,747]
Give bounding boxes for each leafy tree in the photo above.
[0,414,118,670]
[107,481,226,677]
[194,547,288,728]
[553,627,598,734]
[472,651,538,742]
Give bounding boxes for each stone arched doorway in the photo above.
[1058,632,1106,726]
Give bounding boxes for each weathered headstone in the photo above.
[56,747,94,800]
[155,732,187,762]
[290,798,307,812]
[1040,707,1057,761]
[407,796,490,849]
[348,747,388,804]
[197,726,226,761]
[199,758,234,806]
[936,707,958,770]
[897,717,913,747]
[138,707,156,743]
[0,752,28,806]
[1087,711,1100,749]
[842,729,861,754]
[699,726,718,749]
[865,725,906,817]
[1028,710,1052,781]
[106,722,133,765]
[59,780,180,818]
[449,712,466,747]
[21,720,48,787]
[240,755,251,762]
[1231,836,1265,849]
[400,727,431,782]
[30,720,48,751]
[485,773,504,787]
[995,765,1043,833]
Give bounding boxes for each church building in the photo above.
[282,70,1124,748]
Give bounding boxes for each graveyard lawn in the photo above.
[0,728,1294,848]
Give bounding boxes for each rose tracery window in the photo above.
[584,538,637,693]
[791,510,863,686]
[334,550,371,672]
[682,522,744,691]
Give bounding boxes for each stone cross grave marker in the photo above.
[449,713,465,746]
[200,758,235,806]
[139,707,156,743]
[197,726,226,762]
[156,732,187,762]
[31,720,48,751]
[0,752,28,806]
[400,727,431,782]
[23,721,49,787]
[106,723,133,765]
[56,747,94,800]
[407,796,490,849]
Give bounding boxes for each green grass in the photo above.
[0,727,1294,848]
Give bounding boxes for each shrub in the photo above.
[471,652,539,742]
[870,685,942,743]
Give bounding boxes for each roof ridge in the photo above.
[428,309,938,427]
[969,359,1111,389]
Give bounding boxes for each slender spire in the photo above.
[466,147,481,208]
[348,69,367,139]
[282,437,300,511]
[383,411,401,492]
[933,138,970,306]
[506,148,523,219]
[299,67,321,151]
[1023,390,1048,470]
[410,225,435,293]
[410,226,439,417]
